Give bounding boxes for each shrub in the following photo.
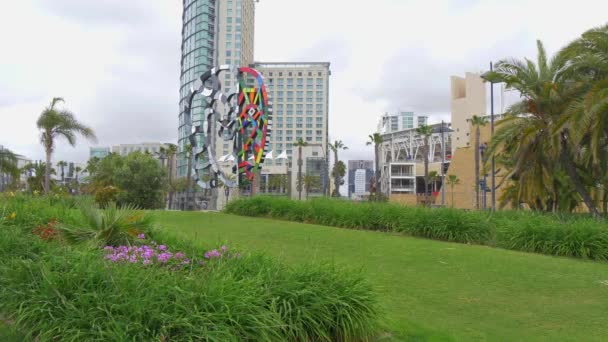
[225,197,608,261]
[94,185,120,207]
[0,216,379,341]
[57,203,155,247]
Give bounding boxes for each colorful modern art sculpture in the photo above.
[182,65,271,189]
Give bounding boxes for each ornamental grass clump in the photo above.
[0,226,379,341]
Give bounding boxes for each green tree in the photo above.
[329,140,348,197]
[161,144,178,209]
[331,160,346,196]
[468,115,488,209]
[24,162,54,193]
[447,174,460,208]
[484,40,601,216]
[415,124,434,206]
[294,139,308,200]
[366,133,383,201]
[57,160,67,185]
[302,174,321,200]
[37,97,96,194]
[0,147,18,191]
[428,170,439,193]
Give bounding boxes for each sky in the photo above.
[1,0,607,165]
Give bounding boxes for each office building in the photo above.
[177,0,257,178]
[89,147,110,159]
[347,160,373,198]
[252,62,330,181]
[378,111,428,134]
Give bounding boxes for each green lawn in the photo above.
[157,211,608,341]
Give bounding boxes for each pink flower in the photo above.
[158,245,167,251]
[175,252,185,259]
[137,233,145,239]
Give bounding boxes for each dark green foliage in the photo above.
[225,197,608,260]
[88,152,166,209]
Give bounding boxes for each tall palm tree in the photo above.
[415,124,434,206]
[469,115,488,209]
[57,160,67,185]
[182,143,194,210]
[366,133,383,201]
[294,138,308,200]
[447,175,460,208]
[37,98,96,194]
[328,140,348,197]
[164,144,178,209]
[74,166,82,194]
[483,40,601,217]
[302,174,321,200]
[0,146,18,191]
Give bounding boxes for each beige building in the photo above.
[252,62,331,197]
[450,72,487,150]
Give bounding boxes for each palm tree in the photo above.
[0,146,18,191]
[428,170,439,193]
[366,133,383,201]
[328,140,348,197]
[483,40,601,217]
[37,98,96,194]
[163,144,178,209]
[57,160,67,185]
[468,115,488,209]
[415,124,434,206]
[183,143,194,210]
[294,138,308,200]
[447,175,460,208]
[302,174,321,200]
[24,162,54,193]
[74,166,82,194]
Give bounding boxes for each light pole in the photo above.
[490,62,496,211]
[441,120,446,206]
[480,143,487,210]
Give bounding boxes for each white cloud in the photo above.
[1,0,606,165]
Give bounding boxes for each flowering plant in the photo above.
[33,218,59,241]
[103,234,237,269]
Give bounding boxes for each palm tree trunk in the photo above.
[375,144,381,201]
[424,145,429,207]
[44,148,51,194]
[186,150,193,210]
[298,146,303,200]
[474,127,480,210]
[560,132,601,218]
[168,155,174,210]
[333,149,339,197]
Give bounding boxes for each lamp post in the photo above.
[479,143,487,210]
[490,62,496,211]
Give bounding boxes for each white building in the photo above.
[378,111,428,134]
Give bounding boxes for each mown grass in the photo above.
[157,211,608,341]
[225,197,608,260]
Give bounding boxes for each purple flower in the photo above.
[204,249,221,259]
[221,245,228,252]
[158,245,167,251]
[137,233,145,239]
[175,252,185,259]
[183,259,190,264]
[142,259,151,265]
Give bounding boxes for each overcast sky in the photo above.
[1,0,607,164]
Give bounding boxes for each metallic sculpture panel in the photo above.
[182,65,271,189]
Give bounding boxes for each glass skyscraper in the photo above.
[177,0,256,178]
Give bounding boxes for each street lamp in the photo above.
[479,143,488,209]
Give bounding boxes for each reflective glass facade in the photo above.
[177,0,216,178]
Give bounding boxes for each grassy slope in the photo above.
[157,211,608,341]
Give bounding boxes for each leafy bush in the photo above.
[225,197,608,261]
[0,226,379,341]
[57,203,155,247]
